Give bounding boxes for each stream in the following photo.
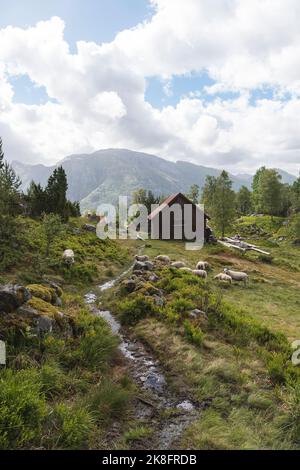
[84,264,201,450]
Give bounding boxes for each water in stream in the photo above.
[84,266,200,449]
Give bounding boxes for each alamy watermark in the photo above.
[93,196,205,251]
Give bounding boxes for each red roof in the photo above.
[148,192,210,220]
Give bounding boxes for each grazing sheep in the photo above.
[135,255,149,262]
[63,249,75,265]
[214,273,232,284]
[224,268,248,286]
[155,255,171,264]
[179,267,193,273]
[192,269,207,280]
[171,261,186,268]
[196,261,210,271]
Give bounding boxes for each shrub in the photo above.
[169,298,195,316]
[267,353,289,384]
[118,295,159,326]
[40,362,67,398]
[0,369,47,449]
[78,325,118,370]
[51,403,94,449]
[61,263,98,284]
[85,381,130,421]
[183,320,205,347]
[210,301,289,351]
[279,384,300,442]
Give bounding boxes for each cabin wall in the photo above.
[149,195,208,241]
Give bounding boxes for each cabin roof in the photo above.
[148,192,210,220]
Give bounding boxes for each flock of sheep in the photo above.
[145,254,249,287]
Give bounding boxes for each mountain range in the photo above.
[12,149,297,211]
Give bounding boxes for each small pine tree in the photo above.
[26,181,47,217]
[45,166,68,220]
[0,138,21,216]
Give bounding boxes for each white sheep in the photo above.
[63,249,75,265]
[155,255,171,264]
[171,261,186,268]
[196,261,210,271]
[192,269,208,280]
[224,268,248,286]
[214,273,232,284]
[135,255,149,262]
[180,267,193,273]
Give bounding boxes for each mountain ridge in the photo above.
[12,149,297,211]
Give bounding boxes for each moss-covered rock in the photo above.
[26,285,57,304]
[136,282,161,297]
[27,296,60,318]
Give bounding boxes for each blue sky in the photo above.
[0,0,152,47]
[1,0,299,174]
[1,0,277,108]
[1,0,153,104]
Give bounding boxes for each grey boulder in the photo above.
[0,285,31,313]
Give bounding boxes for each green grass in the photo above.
[2,216,131,288]
[108,230,300,450]
[0,297,134,449]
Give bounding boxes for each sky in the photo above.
[0,0,300,175]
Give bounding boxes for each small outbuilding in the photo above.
[148,193,212,242]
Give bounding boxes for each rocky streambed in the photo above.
[84,261,202,450]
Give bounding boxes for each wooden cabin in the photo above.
[148,193,212,242]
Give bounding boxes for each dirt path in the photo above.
[84,266,202,450]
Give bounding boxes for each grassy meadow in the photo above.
[99,215,300,450]
[2,214,300,450]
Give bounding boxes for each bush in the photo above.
[183,320,205,347]
[40,362,67,398]
[169,298,195,316]
[267,353,289,385]
[85,381,130,421]
[78,324,118,371]
[210,301,289,351]
[0,369,47,449]
[279,384,300,442]
[51,403,94,449]
[62,263,98,283]
[118,295,159,326]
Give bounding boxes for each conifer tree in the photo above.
[45,166,68,220]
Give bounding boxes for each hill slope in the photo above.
[12,149,297,211]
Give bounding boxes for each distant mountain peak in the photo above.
[12,149,297,211]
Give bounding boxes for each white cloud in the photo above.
[0,2,299,175]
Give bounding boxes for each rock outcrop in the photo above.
[0,285,31,313]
